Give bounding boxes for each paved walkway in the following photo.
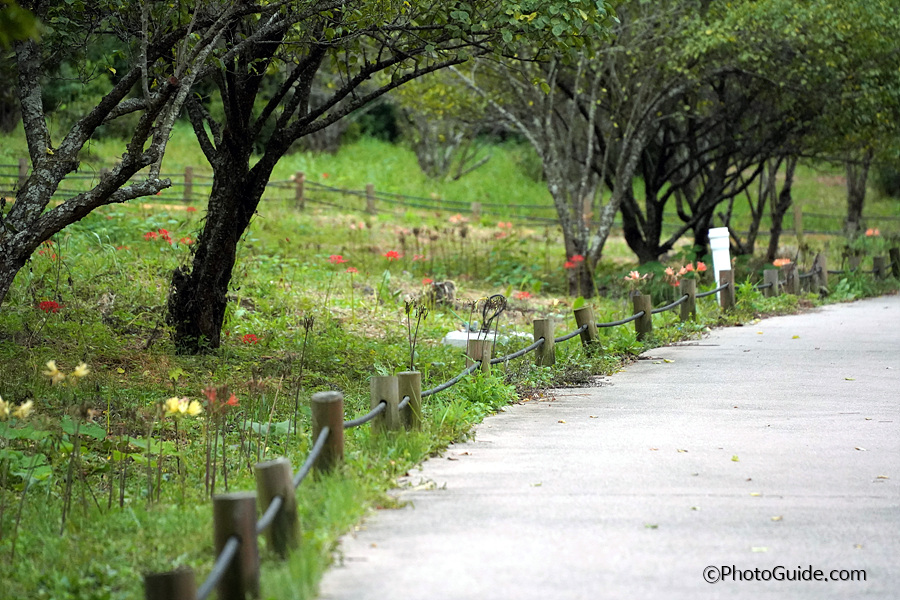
[319,296,900,599]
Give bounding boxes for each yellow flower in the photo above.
[186,400,203,416]
[43,360,66,384]
[13,400,34,419]
[0,395,9,421]
[163,397,182,416]
[72,362,90,378]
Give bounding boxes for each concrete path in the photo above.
[318,296,900,600]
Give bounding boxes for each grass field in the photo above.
[0,124,897,599]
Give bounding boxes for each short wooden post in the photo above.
[763,269,780,297]
[397,371,423,431]
[254,458,298,558]
[631,294,652,341]
[573,306,600,353]
[848,255,861,271]
[365,183,376,215]
[295,171,305,210]
[719,270,736,311]
[873,256,887,280]
[369,376,400,432]
[889,248,900,279]
[144,567,196,600]
[813,253,828,289]
[183,166,193,202]
[783,263,800,295]
[466,338,493,376]
[213,492,260,600]
[533,319,555,367]
[679,279,696,321]
[310,392,344,472]
[17,157,28,188]
[471,201,482,220]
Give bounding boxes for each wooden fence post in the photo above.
[763,269,780,297]
[719,270,736,311]
[310,392,344,472]
[890,248,900,279]
[783,263,800,295]
[397,371,423,431]
[631,294,652,341]
[144,568,196,600]
[18,157,27,188]
[814,253,828,289]
[369,376,400,432]
[793,204,804,245]
[873,256,887,280]
[679,279,696,321]
[533,318,555,366]
[573,306,600,353]
[213,492,260,600]
[254,458,298,558]
[295,171,305,210]
[365,183,376,215]
[183,166,193,203]
[471,201,482,220]
[848,255,861,271]
[466,338,493,376]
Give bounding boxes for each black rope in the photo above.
[293,426,330,489]
[255,495,283,535]
[343,401,386,429]
[755,282,774,290]
[697,281,730,298]
[196,536,240,600]
[398,395,410,411]
[650,294,689,314]
[554,324,588,342]
[422,363,481,397]
[798,271,817,280]
[490,337,545,364]
[597,312,644,328]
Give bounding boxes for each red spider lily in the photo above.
[322,173,329,179]
[422,277,434,285]
[413,254,426,261]
[179,237,193,245]
[564,260,577,269]
[225,394,239,407]
[241,333,259,344]
[38,300,60,313]
[186,206,198,212]
[571,254,585,263]
[329,254,348,264]
[203,386,240,413]
[497,221,513,230]
[772,258,792,267]
[514,291,531,300]
[346,267,358,274]
[384,250,401,261]
[865,228,880,236]
[158,229,173,244]
[144,231,159,241]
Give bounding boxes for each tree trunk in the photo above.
[766,156,797,262]
[845,150,872,236]
[167,156,268,353]
[0,250,29,307]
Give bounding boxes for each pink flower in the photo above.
[384,250,401,261]
[664,266,675,277]
[413,254,426,261]
[514,291,531,300]
[241,333,259,344]
[624,270,642,281]
[38,300,60,313]
[683,262,694,273]
[696,261,707,272]
[422,277,434,285]
[497,221,513,230]
[865,228,880,236]
[773,258,792,267]
[346,267,358,274]
[329,254,348,264]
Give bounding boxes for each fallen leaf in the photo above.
[792,335,800,339]
[691,506,700,511]
[731,455,740,462]
[750,492,762,497]
[751,547,768,553]
[771,516,783,522]
[116,367,125,374]
[677,449,688,453]
[854,544,863,549]
[557,420,566,424]
[663,359,674,363]
[589,416,598,419]
[855,447,867,451]
[757,331,763,335]
[845,377,855,381]
[650,447,659,451]
[447,456,458,461]
[865,418,872,421]
[645,524,658,529]
[876,475,889,480]
[531,482,542,487]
